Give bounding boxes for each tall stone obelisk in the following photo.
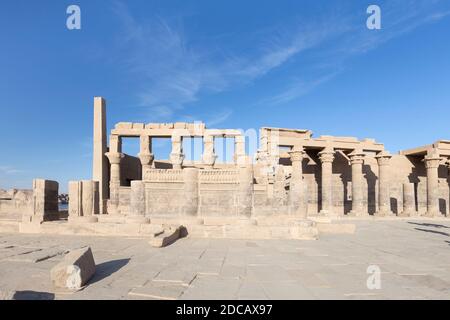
[92,97,108,214]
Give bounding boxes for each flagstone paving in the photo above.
[0,220,449,300]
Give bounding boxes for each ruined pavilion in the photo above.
[1,97,449,239]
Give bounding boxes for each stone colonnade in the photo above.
[289,146,449,217]
[105,132,249,188]
[103,131,450,218]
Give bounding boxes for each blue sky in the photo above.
[1,0,450,192]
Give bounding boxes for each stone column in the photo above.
[127,180,149,224]
[318,147,335,216]
[30,179,59,223]
[288,148,306,218]
[273,166,286,205]
[424,149,443,217]
[238,165,254,217]
[401,182,417,217]
[235,135,247,166]
[81,180,99,217]
[92,97,108,214]
[348,150,366,216]
[138,135,154,180]
[375,151,393,216]
[105,151,124,215]
[68,181,82,220]
[183,168,199,216]
[170,134,184,169]
[68,181,99,223]
[447,160,450,218]
[202,135,217,169]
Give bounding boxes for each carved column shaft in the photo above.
[130,181,145,216]
[183,168,199,216]
[289,148,306,217]
[202,135,217,168]
[238,166,254,217]
[105,151,124,214]
[349,150,366,216]
[170,134,184,169]
[375,151,393,216]
[319,148,335,215]
[402,182,416,216]
[424,150,442,217]
[235,135,246,166]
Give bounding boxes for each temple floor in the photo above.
[1,220,450,300]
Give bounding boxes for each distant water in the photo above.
[59,203,68,211]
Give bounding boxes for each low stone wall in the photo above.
[0,189,33,220]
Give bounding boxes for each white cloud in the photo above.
[262,0,450,106]
[110,0,450,115]
[0,166,24,175]
[111,1,339,120]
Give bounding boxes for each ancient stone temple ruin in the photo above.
[1,97,450,239]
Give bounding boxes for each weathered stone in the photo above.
[50,247,96,290]
[149,226,183,248]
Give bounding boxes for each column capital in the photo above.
[375,151,392,166]
[318,147,335,163]
[170,153,185,167]
[288,148,305,163]
[349,149,365,165]
[424,149,443,169]
[138,152,154,166]
[105,152,124,164]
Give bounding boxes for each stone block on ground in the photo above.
[149,225,184,248]
[50,247,96,290]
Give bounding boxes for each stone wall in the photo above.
[0,189,33,220]
[106,152,450,218]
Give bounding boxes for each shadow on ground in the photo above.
[88,258,130,285]
[408,222,449,229]
[13,291,55,300]
[413,228,450,237]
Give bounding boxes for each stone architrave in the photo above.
[375,151,394,216]
[348,149,366,217]
[318,147,335,216]
[424,149,443,217]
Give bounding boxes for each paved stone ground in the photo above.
[0,220,450,300]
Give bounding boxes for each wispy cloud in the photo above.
[263,72,340,106]
[111,0,450,115]
[262,0,450,106]
[206,109,233,127]
[0,166,24,175]
[110,1,341,119]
